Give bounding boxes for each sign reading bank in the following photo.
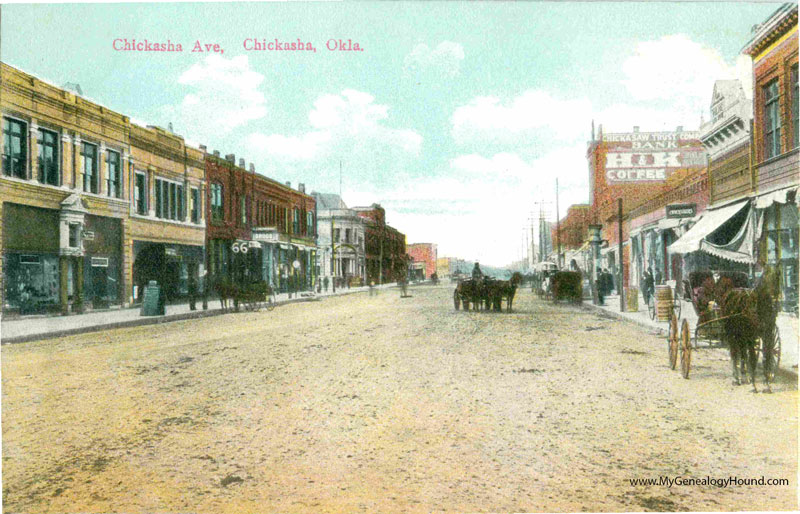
[602,130,706,183]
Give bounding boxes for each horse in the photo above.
[454,278,480,311]
[489,272,522,312]
[719,266,781,392]
[213,276,237,312]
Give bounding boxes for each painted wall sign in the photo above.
[602,131,706,183]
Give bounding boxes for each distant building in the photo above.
[313,192,366,286]
[352,204,406,284]
[407,243,437,279]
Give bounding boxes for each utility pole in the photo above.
[555,178,562,269]
[618,198,625,312]
[331,214,336,293]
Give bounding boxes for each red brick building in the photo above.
[407,243,438,279]
[205,152,316,293]
[744,3,799,308]
[353,204,406,284]
[552,204,592,251]
[586,126,707,288]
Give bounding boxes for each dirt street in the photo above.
[2,284,797,512]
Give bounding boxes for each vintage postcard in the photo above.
[0,0,797,512]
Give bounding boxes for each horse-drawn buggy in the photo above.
[666,267,781,392]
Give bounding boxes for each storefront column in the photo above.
[59,256,69,315]
[75,257,84,313]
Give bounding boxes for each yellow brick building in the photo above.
[1,62,206,315]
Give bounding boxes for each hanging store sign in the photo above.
[666,203,697,219]
[602,131,706,183]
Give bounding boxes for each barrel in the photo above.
[655,285,673,321]
[625,287,639,312]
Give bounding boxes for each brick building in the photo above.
[129,124,206,303]
[586,125,707,288]
[1,63,131,314]
[744,2,799,309]
[205,153,316,294]
[407,243,437,280]
[353,204,406,284]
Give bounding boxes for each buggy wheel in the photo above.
[680,319,692,379]
[762,325,781,382]
[647,296,656,320]
[668,311,678,370]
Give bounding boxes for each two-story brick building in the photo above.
[128,124,206,303]
[1,62,210,314]
[407,243,437,280]
[1,63,130,314]
[205,153,316,294]
[744,2,799,309]
[353,204,406,284]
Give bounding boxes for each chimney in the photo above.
[633,126,640,133]
[249,163,255,173]
[285,181,291,188]
[298,183,306,193]
[238,158,245,168]
[225,153,235,163]
[213,150,220,157]
[199,144,207,152]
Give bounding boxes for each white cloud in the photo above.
[451,90,592,146]
[404,41,465,78]
[246,89,422,164]
[166,55,266,141]
[246,90,422,187]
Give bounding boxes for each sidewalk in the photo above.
[584,292,798,377]
[0,282,401,344]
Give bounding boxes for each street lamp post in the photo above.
[588,224,602,305]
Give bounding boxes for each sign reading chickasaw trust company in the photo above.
[602,130,706,183]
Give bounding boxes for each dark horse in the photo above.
[720,266,781,393]
[489,272,523,312]
[454,278,482,311]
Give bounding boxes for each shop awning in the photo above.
[668,199,759,263]
[658,217,682,230]
[755,186,797,209]
[668,199,749,256]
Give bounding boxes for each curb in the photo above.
[581,302,799,381]
[1,295,321,345]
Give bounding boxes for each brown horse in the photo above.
[489,272,523,312]
[719,266,781,392]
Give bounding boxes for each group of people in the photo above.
[595,268,616,305]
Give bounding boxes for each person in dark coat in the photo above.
[596,267,605,305]
[472,262,483,281]
[643,267,655,304]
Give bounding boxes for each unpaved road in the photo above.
[2,284,797,512]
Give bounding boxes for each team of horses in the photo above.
[453,272,523,312]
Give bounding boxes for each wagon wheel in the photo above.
[762,325,781,382]
[647,295,656,320]
[680,319,692,379]
[668,310,679,370]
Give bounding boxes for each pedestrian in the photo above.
[655,269,663,286]
[643,267,654,304]
[323,276,329,292]
[369,280,375,296]
[188,270,197,311]
[596,267,605,305]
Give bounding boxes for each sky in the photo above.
[0,1,781,266]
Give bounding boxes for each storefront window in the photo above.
[3,253,60,313]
